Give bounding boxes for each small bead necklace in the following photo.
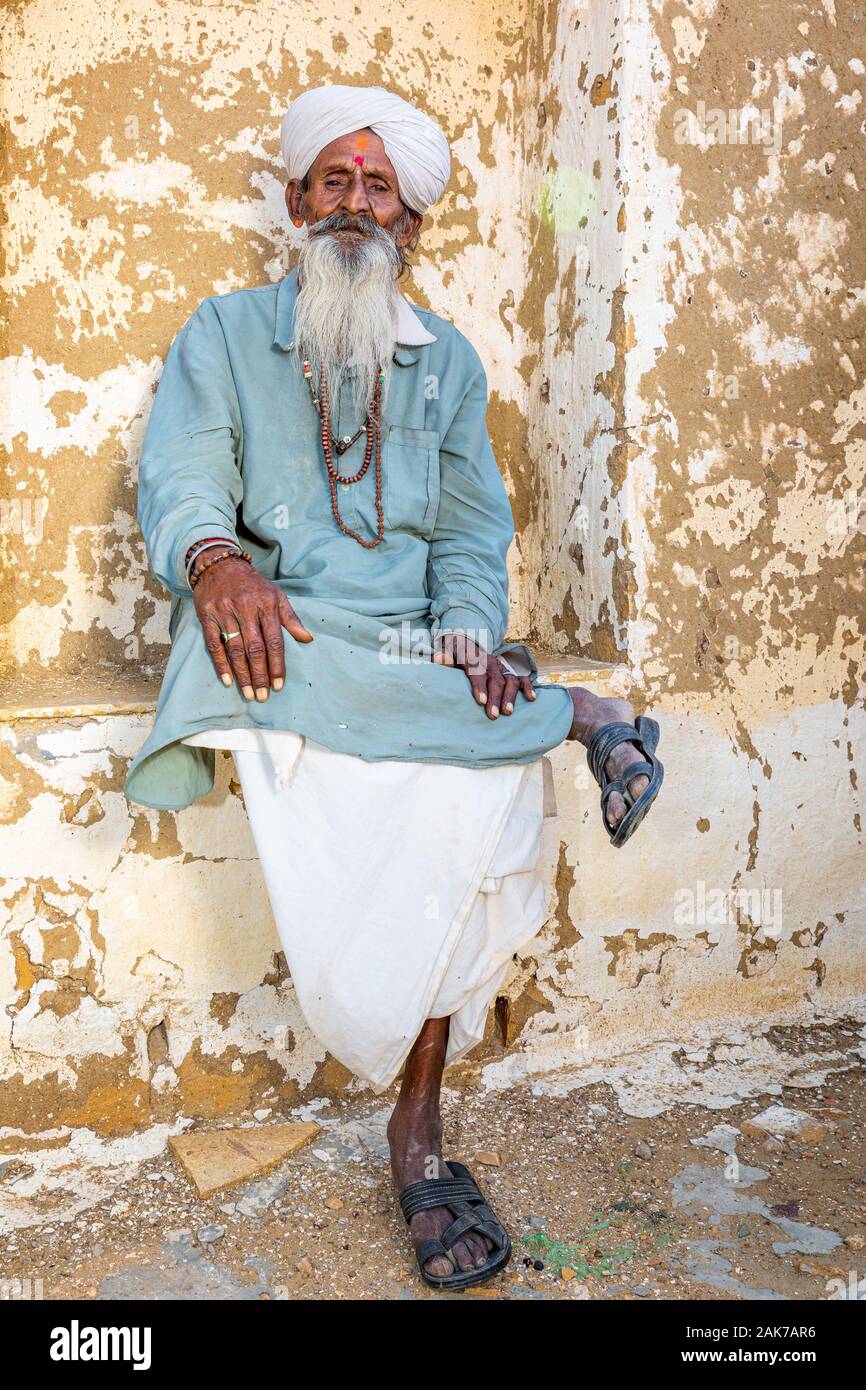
[302,360,385,549]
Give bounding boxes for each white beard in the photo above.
[293,218,401,419]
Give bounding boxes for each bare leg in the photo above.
[567,689,652,827]
[387,1016,493,1278]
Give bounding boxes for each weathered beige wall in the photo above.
[0,0,549,677]
[1,0,863,1152]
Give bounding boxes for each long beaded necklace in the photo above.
[302,360,386,549]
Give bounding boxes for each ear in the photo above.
[396,208,423,248]
[285,181,305,226]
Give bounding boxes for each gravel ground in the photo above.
[1,1022,864,1301]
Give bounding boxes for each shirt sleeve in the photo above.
[426,343,513,653]
[137,298,244,596]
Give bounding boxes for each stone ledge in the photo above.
[0,670,164,722]
[0,655,623,722]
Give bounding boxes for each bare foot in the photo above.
[387,1100,492,1279]
[567,690,651,828]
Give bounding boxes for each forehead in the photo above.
[308,128,396,179]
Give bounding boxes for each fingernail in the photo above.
[489,705,499,718]
[477,691,487,703]
[273,678,284,691]
[528,690,537,699]
[242,686,254,700]
[255,688,268,701]
[221,673,233,686]
[504,702,513,714]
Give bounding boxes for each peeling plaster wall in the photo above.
[613,0,866,1052]
[1,0,864,1140]
[625,0,866,716]
[1,709,862,1137]
[519,1,631,659]
[0,0,538,675]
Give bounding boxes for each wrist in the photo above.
[189,547,252,591]
[190,544,238,577]
[184,536,241,587]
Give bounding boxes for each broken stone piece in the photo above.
[169,1122,320,1198]
[475,1150,501,1166]
[741,1106,830,1145]
[197,1225,225,1246]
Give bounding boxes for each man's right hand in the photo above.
[192,552,313,701]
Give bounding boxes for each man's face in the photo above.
[285,129,421,250]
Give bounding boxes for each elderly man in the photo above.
[125,84,663,1290]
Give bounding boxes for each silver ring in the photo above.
[220,630,241,645]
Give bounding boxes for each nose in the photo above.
[341,167,372,216]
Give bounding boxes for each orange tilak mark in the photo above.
[354,134,368,165]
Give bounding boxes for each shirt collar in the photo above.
[273,265,436,366]
[393,289,438,347]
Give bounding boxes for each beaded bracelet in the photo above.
[184,537,241,585]
[189,547,253,591]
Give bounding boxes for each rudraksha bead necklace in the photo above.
[302,360,386,549]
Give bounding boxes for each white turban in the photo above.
[280,84,451,215]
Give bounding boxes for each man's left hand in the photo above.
[432,633,537,720]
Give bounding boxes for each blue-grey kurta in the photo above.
[125,267,574,809]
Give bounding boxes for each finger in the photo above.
[431,635,456,666]
[443,636,488,702]
[462,638,487,679]
[468,668,488,706]
[202,616,234,687]
[221,627,254,700]
[278,592,314,644]
[519,675,537,701]
[260,603,287,690]
[502,675,520,714]
[239,608,271,700]
[486,667,505,719]
[433,632,462,667]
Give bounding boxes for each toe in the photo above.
[452,1238,478,1272]
[606,791,626,827]
[424,1252,455,1278]
[462,1232,487,1266]
[627,772,649,801]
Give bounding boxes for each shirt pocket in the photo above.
[384,425,440,539]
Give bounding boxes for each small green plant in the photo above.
[523,1203,678,1279]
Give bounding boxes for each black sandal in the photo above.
[586,715,664,848]
[398,1160,511,1291]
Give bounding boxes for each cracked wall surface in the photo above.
[1,0,550,676]
[1,0,864,1140]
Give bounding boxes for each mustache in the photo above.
[310,211,390,240]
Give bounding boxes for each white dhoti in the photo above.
[183,729,552,1092]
